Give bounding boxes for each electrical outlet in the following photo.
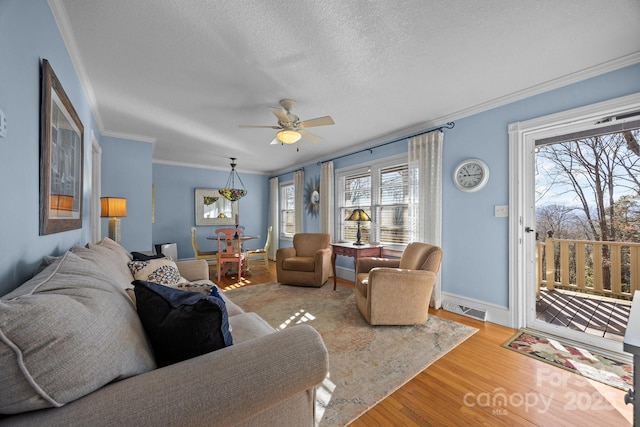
[494,205,509,217]
[0,108,6,138]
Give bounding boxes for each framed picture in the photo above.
[195,188,238,226]
[40,59,84,235]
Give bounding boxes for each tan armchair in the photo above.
[276,233,332,287]
[355,242,443,325]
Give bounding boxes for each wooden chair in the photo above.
[190,227,217,265]
[246,226,272,270]
[216,227,245,282]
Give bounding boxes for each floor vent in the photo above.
[443,302,487,322]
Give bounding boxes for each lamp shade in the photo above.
[276,129,302,144]
[100,197,127,217]
[346,208,371,222]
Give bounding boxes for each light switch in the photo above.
[495,205,508,217]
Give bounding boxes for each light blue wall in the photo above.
[152,163,269,260]
[100,136,153,252]
[1,0,639,313]
[442,64,640,307]
[0,0,101,295]
[286,64,640,308]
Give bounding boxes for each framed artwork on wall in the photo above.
[195,188,238,226]
[39,59,84,235]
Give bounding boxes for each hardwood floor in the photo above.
[213,262,633,426]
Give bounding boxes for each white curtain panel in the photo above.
[408,130,443,308]
[319,161,334,238]
[294,170,304,233]
[268,176,279,260]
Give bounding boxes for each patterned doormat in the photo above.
[503,330,633,391]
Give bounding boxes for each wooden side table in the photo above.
[331,243,383,290]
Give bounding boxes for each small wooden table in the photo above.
[331,243,383,290]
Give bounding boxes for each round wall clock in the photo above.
[453,159,490,192]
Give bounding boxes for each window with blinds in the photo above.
[337,155,409,249]
[280,182,295,238]
[377,164,409,245]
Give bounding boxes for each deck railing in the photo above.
[536,232,640,300]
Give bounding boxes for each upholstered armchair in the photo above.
[355,242,443,325]
[276,233,332,287]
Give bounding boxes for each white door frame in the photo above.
[90,133,102,244]
[509,92,640,355]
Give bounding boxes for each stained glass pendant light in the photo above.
[219,157,247,201]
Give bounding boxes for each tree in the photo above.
[536,130,640,243]
[536,129,640,289]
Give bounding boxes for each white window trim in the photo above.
[336,153,408,249]
[280,180,295,240]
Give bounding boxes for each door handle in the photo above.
[525,227,534,233]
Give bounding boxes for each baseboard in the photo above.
[441,292,511,327]
[335,265,355,282]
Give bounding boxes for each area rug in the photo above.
[503,330,633,391]
[224,282,478,426]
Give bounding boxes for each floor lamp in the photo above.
[100,197,127,244]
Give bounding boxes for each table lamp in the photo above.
[345,208,371,246]
[100,197,127,243]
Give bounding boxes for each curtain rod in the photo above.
[317,121,455,166]
[270,166,304,180]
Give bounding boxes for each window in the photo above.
[280,182,295,238]
[337,155,409,249]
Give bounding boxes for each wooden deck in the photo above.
[536,288,632,341]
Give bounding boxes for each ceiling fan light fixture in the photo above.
[276,129,302,144]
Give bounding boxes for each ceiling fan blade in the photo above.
[239,124,281,129]
[299,115,334,128]
[300,129,322,143]
[269,106,290,124]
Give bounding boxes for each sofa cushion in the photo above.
[0,252,156,415]
[128,258,187,286]
[282,257,316,272]
[228,312,276,343]
[133,281,233,367]
[71,244,134,291]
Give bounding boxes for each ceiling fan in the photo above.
[239,99,334,147]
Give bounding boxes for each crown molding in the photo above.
[100,130,156,144]
[153,159,266,175]
[47,0,105,134]
[427,52,640,127]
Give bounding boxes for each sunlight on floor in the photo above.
[219,277,253,291]
[278,309,316,330]
[314,373,336,425]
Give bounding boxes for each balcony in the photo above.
[536,233,637,341]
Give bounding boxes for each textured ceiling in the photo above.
[51,0,640,174]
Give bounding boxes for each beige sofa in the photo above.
[0,238,329,426]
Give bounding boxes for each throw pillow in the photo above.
[133,280,233,367]
[0,252,156,414]
[131,251,166,261]
[128,258,186,286]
